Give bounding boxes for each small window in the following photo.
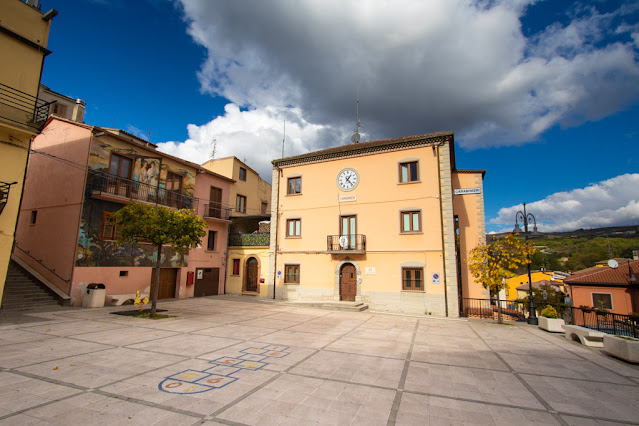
[239,167,247,181]
[402,267,424,291]
[53,103,67,116]
[119,271,128,277]
[30,210,37,225]
[592,293,613,310]
[236,195,246,213]
[207,231,217,251]
[232,259,240,275]
[287,177,301,195]
[285,265,300,283]
[286,218,301,237]
[100,212,120,240]
[261,202,268,214]
[399,161,419,183]
[400,211,421,233]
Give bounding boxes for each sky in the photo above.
[40,0,639,233]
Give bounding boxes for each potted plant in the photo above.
[604,335,639,363]
[538,305,565,332]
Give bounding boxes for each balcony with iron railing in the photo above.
[89,171,197,211]
[327,234,366,254]
[0,82,52,131]
[202,203,232,221]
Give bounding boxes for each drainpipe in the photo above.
[223,218,231,294]
[435,142,449,317]
[272,166,281,299]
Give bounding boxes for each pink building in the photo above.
[565,259,639,315]
[14,116,233,306]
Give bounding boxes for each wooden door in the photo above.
[194,268,220,297]
[165,172,182,207]
[340,215,357,249]
[151,268,177,300]
[209,186,222,218]
[246,258,258,292]
[340,263,357,301]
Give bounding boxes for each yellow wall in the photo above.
[202,157,271,216]
[273,144,450,315]
[270,136,486,316]
[505,271,563,300]
[0,0,52,308]
[226,245,270,297]
[452,171,488,299]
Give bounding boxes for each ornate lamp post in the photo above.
[514,202,538,325]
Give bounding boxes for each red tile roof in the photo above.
[564,259,639,286]
[272,131,454,166]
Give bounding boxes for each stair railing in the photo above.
[12,243,72,295]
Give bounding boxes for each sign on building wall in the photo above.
[339,194,357,202]
[432,273,440,284]
[454,188,481,195]
[365,267,376,275]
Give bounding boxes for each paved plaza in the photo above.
[0,296,638,425]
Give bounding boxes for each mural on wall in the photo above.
[75,199,188,268]
[88,137,195,198]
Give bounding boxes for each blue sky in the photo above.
[41,0,639,233]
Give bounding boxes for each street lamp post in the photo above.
[514,202,538,325]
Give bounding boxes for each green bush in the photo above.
[540,305,558,319]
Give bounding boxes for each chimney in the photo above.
[72,99,85,123]
[633,250,638,261]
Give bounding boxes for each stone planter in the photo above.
[538,316,565,333]
[604,335,639,363]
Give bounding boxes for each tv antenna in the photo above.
[210,139,217,160]
[351,89,361,143]
[281,120,286,158]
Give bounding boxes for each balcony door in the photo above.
[340,215,357,249]
[165,172,182,208]
[108,153,132,196]
[209,186,222,218]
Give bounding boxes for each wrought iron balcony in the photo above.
[89,171,197,211]
[203,203,231,221]
[327,234,366,254]
[0,83,52,130]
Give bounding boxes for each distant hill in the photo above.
[488,225,638,272]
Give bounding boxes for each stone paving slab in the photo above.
[1,295,639,425]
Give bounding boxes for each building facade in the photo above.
[0,0,56,307]
[202,156,272,298]
[565,259,639,315]
[268,132,487,317]
[202,156,271,217]
[38,84,85,123]
[14,117,232,306]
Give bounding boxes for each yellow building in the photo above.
[202,157,273,296]
[504,270,567,300]
[202,156,271,216]
[269,132,487,317]
[0,0,56,307]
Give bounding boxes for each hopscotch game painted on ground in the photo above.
[159,345,290,394]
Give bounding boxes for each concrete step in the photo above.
[288,301,369,312]
[2,260,63,310]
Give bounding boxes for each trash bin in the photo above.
[83,283,106,308]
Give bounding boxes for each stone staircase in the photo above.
[288,301,369,312]
[2,261,61,310]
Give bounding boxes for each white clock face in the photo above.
[337,168,359,191]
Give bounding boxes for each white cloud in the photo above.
[159,0,639,180]
[490,174,639,232]
[156,104,335,180]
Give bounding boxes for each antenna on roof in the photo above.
[210,139,217,160]
[282,120,286,158]
[351,89,361,144]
